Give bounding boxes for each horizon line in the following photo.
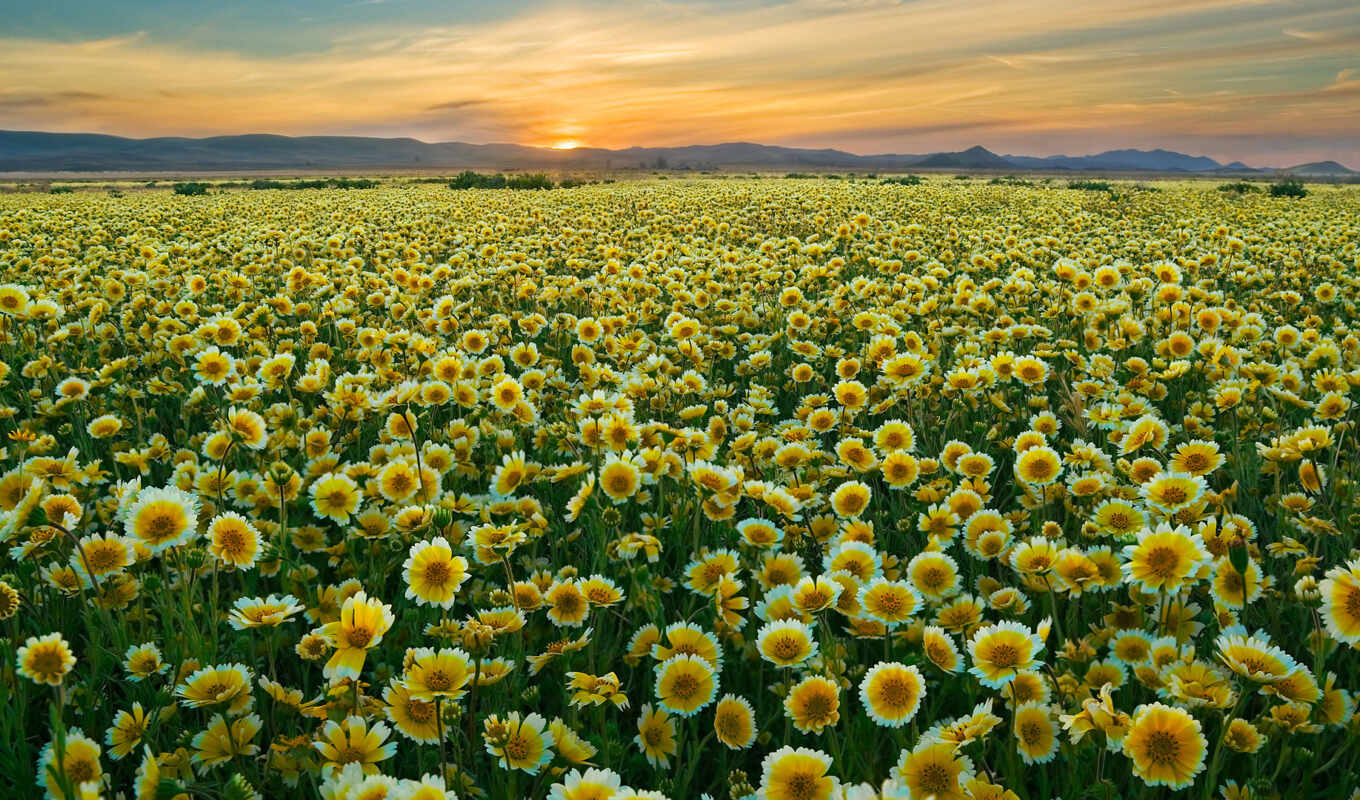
[7,127,1350,171]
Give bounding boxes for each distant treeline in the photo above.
[1218,179,1308,198]
[240,178,379,190]
[169,178,378,195]
[448,171,594,190]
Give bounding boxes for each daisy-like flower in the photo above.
[1319,559,1360,644]
[859,661,925,727]
[857,578,921,629]
[545,579,590,627]
[829,481,872,518]
[546,768,624,800]
[225,406,268,450]
[894,741,972,800]
[1092,499,1147,539]
[1170,440,1223,477]
[599,452,643,503]
[17,632,76,686]
[484,712,554,774]
[737,518,784,548]
[633,704,677,768]
[314,715,397,776]
[713,694,757,750]
[402,647,473,700]
[310,472,362,523]
[759,746,840,800]
[37,727,102,798]
[318,591,395,681]
[756,618,819,667]
[123,485,200,553]
[567,670,628,708]
[207,512,261,569]
[194,345,235,386]
[176,663,253,709]
[400,774,454,800]
[1012,703,1060,764]
[1013,446,1062,486]
[228,594,304,629]
[654,653,718,717]
[922,625,963,674]
[193,714,262,769]
[377,460,421,503]
[906,551,960,601]
[1121,522,1210,593]
[403,536,469,608]
[106,702,152,759]
[69,532,135,587]
[1215,629,1299,683]
[790,574,842,614]
[383,680,441,744]
[1122,703,1206,789]
[785,674,840,734]
[968,621,1043,689]
[123,642,168,681]
[1140,471,1207,517]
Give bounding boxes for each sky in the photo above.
[1,0,1357,166]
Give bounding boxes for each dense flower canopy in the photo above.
[1,176,1359,799]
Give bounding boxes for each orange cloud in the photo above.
[0,0,1356,164]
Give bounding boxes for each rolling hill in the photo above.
[0,130,1351,175]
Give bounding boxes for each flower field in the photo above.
[1,177,1359,800]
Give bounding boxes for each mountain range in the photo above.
[0,130,1353,175]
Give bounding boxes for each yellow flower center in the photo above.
[407,699,433,723]
[918,762,953,793]
[783,770,819,800]
[423,560,451,585]
[503,736,530,762]
[988,642,1020,668]
[31,647,64,675]
[1144,547,1181,577]
[669,673,698,700]
[1144,729,1180,763]
[347,625,374,648]
[1158,485,1188,506]
[877,674,912,708]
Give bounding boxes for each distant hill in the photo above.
[913,145,1012,169]
[1280,160,1355,175]
[0,129,1348,175]
[1005,148,1229,172]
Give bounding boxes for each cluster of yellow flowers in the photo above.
[1,177,1358,800]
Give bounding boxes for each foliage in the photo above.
[1218,181,1260,195]
[0,179,1358,800]
[1067,179,1114,192]
[1270,178,1308,198]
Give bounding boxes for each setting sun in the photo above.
[550,140,581,150]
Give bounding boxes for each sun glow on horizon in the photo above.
[0,0,1356,165]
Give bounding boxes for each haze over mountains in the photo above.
[0,130,1353,175]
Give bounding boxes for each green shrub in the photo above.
[172,182,210,196]
[1067,179,1113,192]
[1269,179,1307,199]
[505,173,554,190]
[449,171,508,190]
[1218,181,1260,195]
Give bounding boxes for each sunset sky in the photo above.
[2,0,1357,166]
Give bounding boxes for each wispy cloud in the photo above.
[0,0,1355,164]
